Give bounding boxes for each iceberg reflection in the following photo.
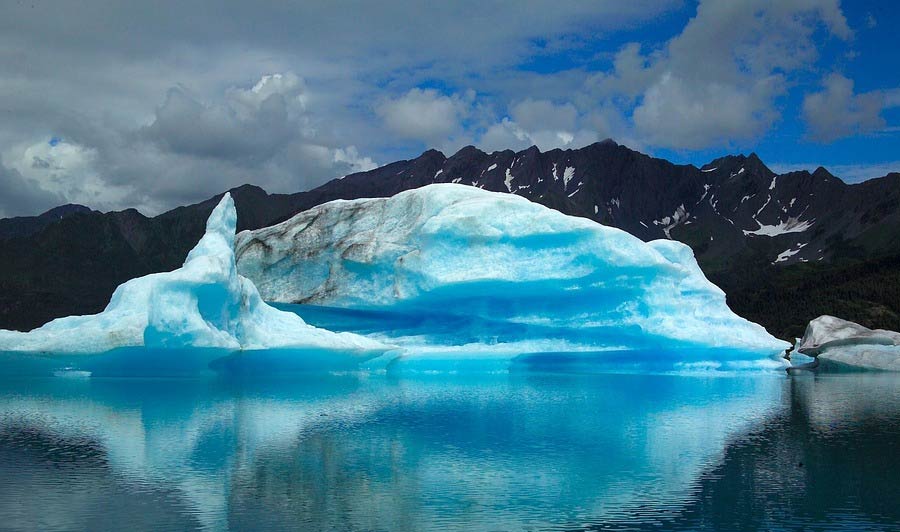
[0,373,788,530]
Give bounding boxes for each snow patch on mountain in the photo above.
[504,168,515,192]
[563,166,576,189]
[744,217,815,237]
[774,242,808,263]
[653,204,688,239]
[754,196,772,218]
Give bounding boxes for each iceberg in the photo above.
[796,315,900,371]
[0,193,388,373]
[236,184,789,370]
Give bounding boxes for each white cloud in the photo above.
[479,119,531,152]
[0,72,385,215]
[633,73,780,150]
[0,153,64,218]
[598,0,852,150]
[3,139,135,213]
[332,146,377,174]
[376,89,471,144]
[479,119,599,153]
[0,0,890,215]
[231,73,308,111]
[885,89,900,108]
[588,42,657,99]
[478,98,600,152]
[509,99,578,133]
[802,73,887,142]
[0,0,688,215]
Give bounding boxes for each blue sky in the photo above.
[0,0,898,217]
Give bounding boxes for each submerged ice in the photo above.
[236,184,789,368]
[0,194,387,363]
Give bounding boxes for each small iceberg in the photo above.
[0,193,389,375]
[236,184,789,371]
[795,315,900,372]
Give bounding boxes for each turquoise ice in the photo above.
[0,193,388,374]
[237,184,789,372]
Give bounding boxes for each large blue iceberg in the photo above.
[0,193,388,373]
[236,184,789,371]
[0,185,789,375]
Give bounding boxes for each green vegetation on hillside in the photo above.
[709,255,900,341]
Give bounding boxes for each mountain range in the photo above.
[2,139,899,340]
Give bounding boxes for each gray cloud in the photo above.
[0,0,884,217]
[0,0,680,215]
[144,87,288,161]
[0,154,64,218]
[475,0,855,152]
[622,0,851,149]
[510,99,578,133]
[142,74,310,163]
[802,73,889,142]
[0,1,678,69]
[376,89,472,146]
[479,99,601,153]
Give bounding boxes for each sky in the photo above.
[1,0,899,217]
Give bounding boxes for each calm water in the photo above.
[0,371,897,531]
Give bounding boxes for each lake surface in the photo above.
[0,371,897,531]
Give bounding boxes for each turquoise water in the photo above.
[0,372,898,531]
[0,306,898,530]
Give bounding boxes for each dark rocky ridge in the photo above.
[2,140,899,339]
[0,204,93,241]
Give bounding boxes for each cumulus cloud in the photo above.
[479,99,600,152]
[478,0,856,155]
[332,146,377,174]
[509,99,578,133]
[144,87,288,161]
[0,0,890,215]
[0,154,64,218]
[633,73,781,150]
[0,0,691,216]
[376,89,471,144]
[143,73,311,163]
[0,70,380,215]
[127,73,379,211]
[593,0,852,149]
[588,43,657,99]
[802,73,888,142]
[1,138,138,215]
